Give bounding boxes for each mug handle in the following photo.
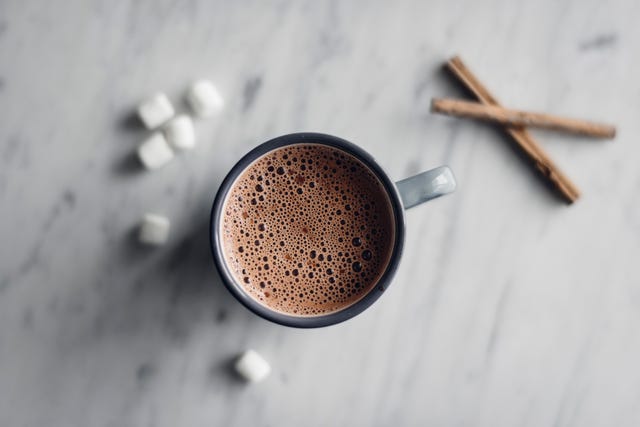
[395,166,457,209]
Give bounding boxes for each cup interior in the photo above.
[210,133,406,328]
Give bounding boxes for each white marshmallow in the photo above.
[137,93,175,129]
[138,214,170,246]
[164,115,195,150]
[137,133,174,170]
[234,350,271,382]
[186,80,224,118]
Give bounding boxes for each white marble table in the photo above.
[1,1,639,426]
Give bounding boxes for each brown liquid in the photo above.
[220,143,396,316]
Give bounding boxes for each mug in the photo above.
[210,133,456,328]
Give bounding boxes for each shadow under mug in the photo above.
[210,133,456,328]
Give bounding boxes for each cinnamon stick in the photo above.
[445,56,581,203]
[431,98,615,139]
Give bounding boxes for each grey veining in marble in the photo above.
[1,0,640,426]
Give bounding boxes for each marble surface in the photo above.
[1,0,639,426]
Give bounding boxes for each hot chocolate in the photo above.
[219,143,396,316]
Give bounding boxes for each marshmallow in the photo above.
[186,80,224,118]
[137,133,174,170]
[164,115,195,150]
[234,350,271,382]
[138,214,170,246]
[137,93,175,129]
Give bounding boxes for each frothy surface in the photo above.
[220,143,396,316]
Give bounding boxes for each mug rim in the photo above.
[209,132,406,328]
